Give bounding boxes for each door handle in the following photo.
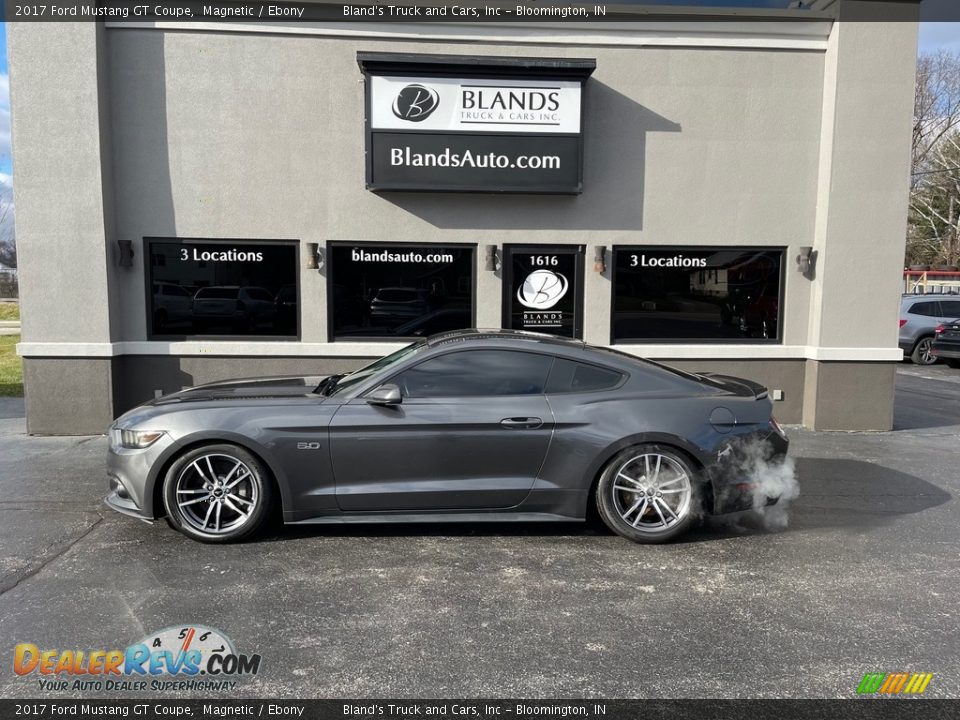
[500,417,543,430]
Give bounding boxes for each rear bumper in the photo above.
[930,342,960,359]
[708,430,791,515]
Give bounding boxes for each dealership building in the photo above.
[9,0,919,434]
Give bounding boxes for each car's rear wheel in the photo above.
[162,444,273,543]
[596,444,698,544]
[911,337,937,365]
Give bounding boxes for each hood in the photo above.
[151,375,327,405]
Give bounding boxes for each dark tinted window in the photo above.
[147,239,298,338]
[329,244,474,339]
[939,300,960,317]
[394,350,553,398]
[244,288,273,302]
[612,248,784,343]
[908,301,939,317]
[196,287,239,300]
[546,359,624,394]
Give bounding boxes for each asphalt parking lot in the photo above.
[1,365,959,700]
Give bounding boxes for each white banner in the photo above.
[370,75,582,134]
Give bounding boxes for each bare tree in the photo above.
[907,50,960,267]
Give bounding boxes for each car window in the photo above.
[329,341,427,396]
[377,289,417,302]
[242,288,271,301]
[394,350,553,398]
[908,301,941,317]
[546,359,624,394]
[939,300,960,317]
[196,288,239,300]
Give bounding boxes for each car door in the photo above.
[329,349,556,512]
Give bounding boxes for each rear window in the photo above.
[196,288,239,300]
[546,359,624,394]
[908,301,940,317]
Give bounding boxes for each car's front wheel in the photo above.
[162,444,273,543]
[596,444,699,544]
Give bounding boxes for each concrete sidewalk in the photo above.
[0,369,958,699]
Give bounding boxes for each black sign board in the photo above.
[503,245,584,339]
[358,52,595,194]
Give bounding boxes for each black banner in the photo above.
[4,1,955,23]
[369,133,582,194]
[0,700,957,720]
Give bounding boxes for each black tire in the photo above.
[946,359,960,369]
[595,444,699,544]
[162,444,274,543]
[911,336,937,365]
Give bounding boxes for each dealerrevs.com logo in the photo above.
[392,84,439,121]
[14,624,261,693]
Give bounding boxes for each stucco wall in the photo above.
[105,30,825,347]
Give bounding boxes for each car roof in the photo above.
[426,329,586,349]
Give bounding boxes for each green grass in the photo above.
[0,302,19,322]
[0,334,23,397]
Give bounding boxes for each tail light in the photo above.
[899,319,908,328]
[770,416,787,438]
[935,324,945,335]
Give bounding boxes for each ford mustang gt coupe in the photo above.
[106,329,789,544]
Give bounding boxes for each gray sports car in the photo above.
[106,329,789,544]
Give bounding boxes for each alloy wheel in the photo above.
[173,453,259,535]
[610,452,692,534]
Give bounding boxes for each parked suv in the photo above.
[192,286,276,333]
[899,295,960,364]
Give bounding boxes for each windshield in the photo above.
[328,341,426,396]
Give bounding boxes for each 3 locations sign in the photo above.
[359,53,596,193]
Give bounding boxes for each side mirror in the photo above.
[366,383,402,406]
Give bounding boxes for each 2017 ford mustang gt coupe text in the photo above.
[106,330,789,544]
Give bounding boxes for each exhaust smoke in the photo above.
[714,437,799,532]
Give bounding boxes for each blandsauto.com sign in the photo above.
[359,53,595,193]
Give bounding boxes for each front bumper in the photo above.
[708,430,791,515]
[105,431,176,520]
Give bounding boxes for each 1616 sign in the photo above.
[359,53,595,194]
[504,246,584,339]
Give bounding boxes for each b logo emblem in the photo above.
[392,84,440,122]
[517,270,569,310]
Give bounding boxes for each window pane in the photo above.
[148,240,298,338]
[547,359,624,393]
[909,302,936,317]
[395,350,553,398]
[939,301,960,317]
[329,244,475,339]
[612,248,783,343]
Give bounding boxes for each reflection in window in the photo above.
[328,244,475,339]
[147,240,298,338]
[612,248,784,343]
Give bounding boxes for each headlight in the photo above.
[116,428,165,449]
